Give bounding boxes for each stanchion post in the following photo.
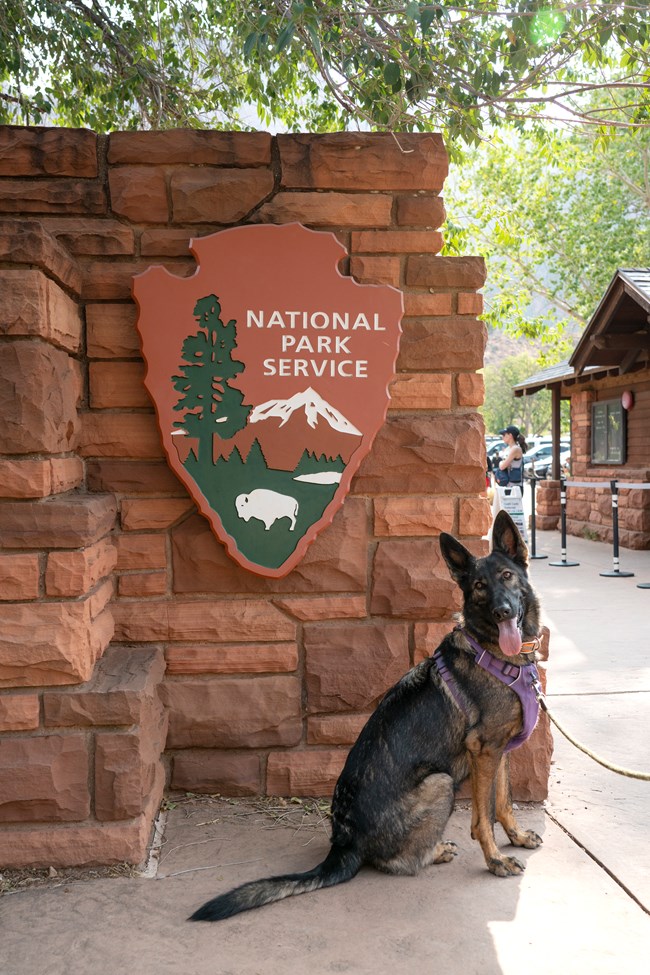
[600,479,634,578]
[549,477,580,567]
[528,475,547,560]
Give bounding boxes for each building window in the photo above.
[591,399,626,464]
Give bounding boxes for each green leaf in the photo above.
[305,21,322,57]
[420,8,435,35]
[383,61,401,87]
[276,23,295,53]
[243,32,258,58]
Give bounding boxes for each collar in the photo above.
[433,627,541,752]
[520,635,543,655]
[459,626,540,666]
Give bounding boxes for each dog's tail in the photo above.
[188,843,362,923]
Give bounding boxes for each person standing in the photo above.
[488,425,529,542]
[496,425,527,491]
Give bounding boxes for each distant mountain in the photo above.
[249,387,362,436]
[484,326,531,367]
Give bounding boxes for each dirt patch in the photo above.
[0,793,332,898]
[156,793,333,879]
[0,861,138,897]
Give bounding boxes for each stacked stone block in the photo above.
[0,126,551,867]
[0,208,166,866]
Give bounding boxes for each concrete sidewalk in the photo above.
[529,530,650,914]
[1,531,649,974]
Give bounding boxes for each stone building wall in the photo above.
[0,126,550,869]
[536,371,650,547]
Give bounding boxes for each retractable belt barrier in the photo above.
[548,476,580,568]
[525,474,547,561]
[545,478,650,585]
[618,482,650,589]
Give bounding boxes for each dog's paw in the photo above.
[433,841,458,863]
[520,829,542,849]
[506,828,543,849]
[488,855,525,877]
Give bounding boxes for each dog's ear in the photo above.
[440,532,475,583]
[492,511,529,568]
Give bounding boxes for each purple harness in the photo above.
[433,628,541,752]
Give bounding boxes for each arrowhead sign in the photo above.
[133,224,403,577]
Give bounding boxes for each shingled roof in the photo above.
[569,268,650,375]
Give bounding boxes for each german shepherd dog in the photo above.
[190,510,543,922]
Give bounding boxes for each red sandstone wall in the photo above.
[0,126,550,868]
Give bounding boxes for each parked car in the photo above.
[522,441,570,470]
[524,444,571,477]
[528,449,571,480]
[486,439,507,463]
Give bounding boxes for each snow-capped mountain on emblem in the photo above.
[240,386,363,471]
[250,387,362,436]
[133,223,403,578]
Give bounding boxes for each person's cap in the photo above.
[498,425,520,438]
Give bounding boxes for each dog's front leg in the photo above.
[467,736,525,877]
[495,755,542,850]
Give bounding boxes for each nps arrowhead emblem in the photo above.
[133,224,403,577]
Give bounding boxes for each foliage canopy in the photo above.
[443,121,650,351]
[482,352,570,436]
[2,2,649,141]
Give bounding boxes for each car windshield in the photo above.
[524,443,568,461]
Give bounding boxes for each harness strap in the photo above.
[433,628,542,752]
[431,650,467,715]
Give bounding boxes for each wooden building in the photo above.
[514,269,650,549]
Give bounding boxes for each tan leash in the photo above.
[534,685,650,781]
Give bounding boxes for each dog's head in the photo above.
[439,512,540,657]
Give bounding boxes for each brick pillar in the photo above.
[0,216,165,867]
[570,389,595,479]
[0,223,115,685]
[536,480,561,530]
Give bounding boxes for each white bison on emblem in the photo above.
[235,489,299,531]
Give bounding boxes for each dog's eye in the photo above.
[502,570,513,580]
[474,579,486,591]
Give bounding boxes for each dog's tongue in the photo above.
[498,618,522,657]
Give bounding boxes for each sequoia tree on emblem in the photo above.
[133,224,403,577]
